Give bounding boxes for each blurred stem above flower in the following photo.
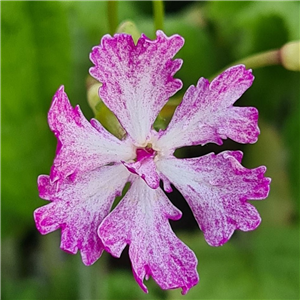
[153,0,164,31]
[107,0,165,36]
[87,76,126,139]
[237,40,300,71]
[211,40,300,79]
[107,1,118,35]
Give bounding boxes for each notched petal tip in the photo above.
[33,204,60,235]
[160,173,173,193]
[51,85,66,104]
[209,64,255,104]
[80,246,104,266]
[155,29,185,48]
[252,166,271,200]
[212,64,254,85]
[133,269,149,294]
[37,174,52,199]
[223,150,244,163]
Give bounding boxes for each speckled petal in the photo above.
[89,31,184,145]
[156,151,271,246]
[122,148,160,189]
[34,164,130,265]
[98,178,199,294]
[156,65,258,152]
[48,86,135,183]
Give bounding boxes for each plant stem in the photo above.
[78,259,92,300]
[153,0,164,32]
[107,1,118,35]
[233,49,281,70]
[210,49,281,80]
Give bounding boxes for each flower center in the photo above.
[123,145,160,189]
[135,145,156,161]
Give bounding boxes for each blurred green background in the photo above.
[1,1,299,299]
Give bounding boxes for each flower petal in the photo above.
[48,86,135,182]
[89,31,184,145]
[98,178,199,294]
[122,148,160,189]
[156,151,271,246]
[156,65,258,152]
[34,164,130,265]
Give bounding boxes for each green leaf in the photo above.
[106,270,163,300]
[1,1,71,237]
[252,226,300,299]
[243,120,296,226]
[168,225,299,299]
[282,102,300,205]
[164,18,217,89]
[206,1,299,60]
[244,66,299,211]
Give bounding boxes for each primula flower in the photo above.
[34,31,271,294]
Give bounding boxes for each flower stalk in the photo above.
[153,0,164,31]
[107,1,118,35]
[211,40,300,79]
[235,49,281,69]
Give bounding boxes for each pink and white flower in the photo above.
[34,31,271,294]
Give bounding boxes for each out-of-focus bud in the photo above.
[116,20,141,44]
[86,76,125,139]
[280,41,300,71]
[154,96,182,131]
[86,76,102,116]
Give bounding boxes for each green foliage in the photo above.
[243,121,296,226]
[283,106,300,202]
[164,15,217,88]
[168,226,299,299]
[1,1,71,237]
[206,1,300,59]
[1,1,299,299]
